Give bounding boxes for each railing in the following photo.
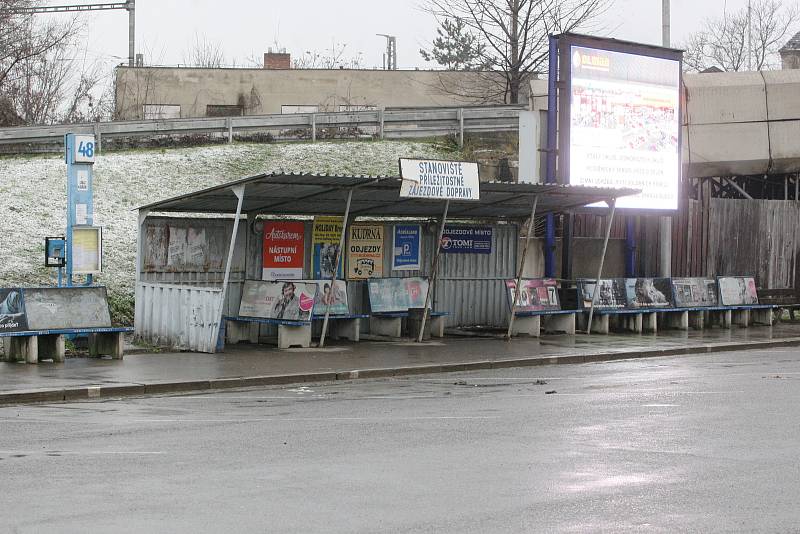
[0,105,525,152]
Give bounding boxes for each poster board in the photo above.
[392,225,421,271]
[718,277,759,306]
[505,279,560,312]
[399,159,480,200]
[624,278,672,308]
[578,279,627,309]
[23,287,111,330]
[72,226,102,275]
[441,226,492,254]
[263,221,305,280]
[559,34,682,211]
[347,224,384,279]
[671,278,719,307]
[312,216,343,279]
[302,279,349,315]
[0,288,28,333]
[239,280,317,321]
[367,277,430,313]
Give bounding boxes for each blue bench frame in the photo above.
[1,326,132,364]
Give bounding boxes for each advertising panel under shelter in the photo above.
[624,278,672,308]
[368,277,430,313]
[392,225,421,271]
[312,216,344,279]
[262,221,305,280]
[303,279,348,315]
[578,279,627,309]
[505,279,560,312]
[399,159,480,200]
[441,226,492,254]
[347,224,384,279]
[672,278,719,307]
[239,280,317,321]
[0,288,28,333]
[718,277,758,306]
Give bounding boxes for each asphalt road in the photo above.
[2,348,800,533]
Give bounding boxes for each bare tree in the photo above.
[183,33,226,68]
[683,0,800,72]
[420,0,611,103]
[292,41,364,69]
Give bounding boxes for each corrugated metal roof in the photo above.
[138,171,638,219]
[781,30,800,52]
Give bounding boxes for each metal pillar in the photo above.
[544,35,559,277]
[319,189,353,348]
[659,0,672,277]
[625,217,636,277]
[128,0,135,67]
[213,185,245,351]
[417,200,450,343]
[507,195,539,339]
[586,199,617,335]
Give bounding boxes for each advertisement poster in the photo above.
[392,225,421,271]
[347,225,384,279]
[0,288,28,333]
[399,159,480,200]
[672,278,719,307]
[262,221,305,280]
[239,280,317,321]
[718,277,759,306]
[505,279,560,312]
[368,277,429,313]
[167,226,187,267]
[625,278,673,308]
[312,216,344,279]
[304,279,349,315]
[568,44,681,210]
[441,226,492,254]
[579,279,627,309]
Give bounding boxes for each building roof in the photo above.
[781,31,800,52]
[138,172,638,219]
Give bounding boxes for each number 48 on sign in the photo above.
[71,135,96,164]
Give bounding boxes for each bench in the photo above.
[511,309,578,337]
[312,313,369,342]
[224,316,312,349]
[505,279,576,337]
[367,277,450,339]
[369,311,449,338]
[0,286,131,364]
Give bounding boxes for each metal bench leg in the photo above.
[89,332,124,359]
[278,324,311,349]
[38,334,66,363]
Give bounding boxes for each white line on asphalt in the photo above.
[125,416,502,423]
[0,451,165,455]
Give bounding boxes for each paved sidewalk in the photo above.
[3,324,800,404]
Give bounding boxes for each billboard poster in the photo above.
[505,279,561,312]
[0,288,28,333]
[718,277,759,306]
[624,278,673,308]
[72,226,102,274]
[392,224,421,271]
[672,278,719,307]
[368,277,430,313]
[566,39,681,210]
[347,224,384,279]
[441,226,492,254]
[399,159,480,200]
[578,279,627,309]
[304,279,349,315]
[239,280,317,321]
[262,221,305,280]
[312,216,344,279]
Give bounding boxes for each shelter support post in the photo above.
[212,184,245,351]
[626,216,636,277]
[417,200,450,343]
[544,35,559,278]
[135,209,150,285]
[507,195,539,339]
[586,199,617,335]
[319,188,354,348]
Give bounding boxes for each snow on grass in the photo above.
[0,140,459,322]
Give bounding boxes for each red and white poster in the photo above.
[262,221,305,280]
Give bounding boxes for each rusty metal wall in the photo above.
[134,282,224,353]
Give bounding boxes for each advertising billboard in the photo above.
[347,224,384,279]
[560,35,682,211]
[262,221,305,280]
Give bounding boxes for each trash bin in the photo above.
[407,307,430,340]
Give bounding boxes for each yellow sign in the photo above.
[312,216,344,279]
[72,226,102,274]
[347,224,383,279]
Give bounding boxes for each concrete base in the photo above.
[642,312,658,333]
[732,309,750,328]
[38,334,66,363]
[616,314,643,333]
[89,332,124,359]
[429,316,445,338]
[661,310,689,331]
[2,336,39,364]
[278,324,312,349]
[226,320,259,344]
[708,309,732,329]
[329,318,361,342]
[689,311,705,330]
[370,316,403,338]
[578,313,609,334]
[542,313,576,335]
[752,308,774,326]
[510,315,541,337]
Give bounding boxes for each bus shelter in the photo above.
[135,172,636,352]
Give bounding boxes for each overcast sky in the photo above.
[58,0,775,71]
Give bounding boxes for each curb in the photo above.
[3,337,800,406]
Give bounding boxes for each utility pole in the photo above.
[376,34,397,70]
[659,0,672,277]
[128,0,135,67]
[747,0,753,71]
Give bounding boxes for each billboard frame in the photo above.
[556,33,684,214]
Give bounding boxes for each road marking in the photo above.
[0,450,165,455]
[125,415,502,423]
